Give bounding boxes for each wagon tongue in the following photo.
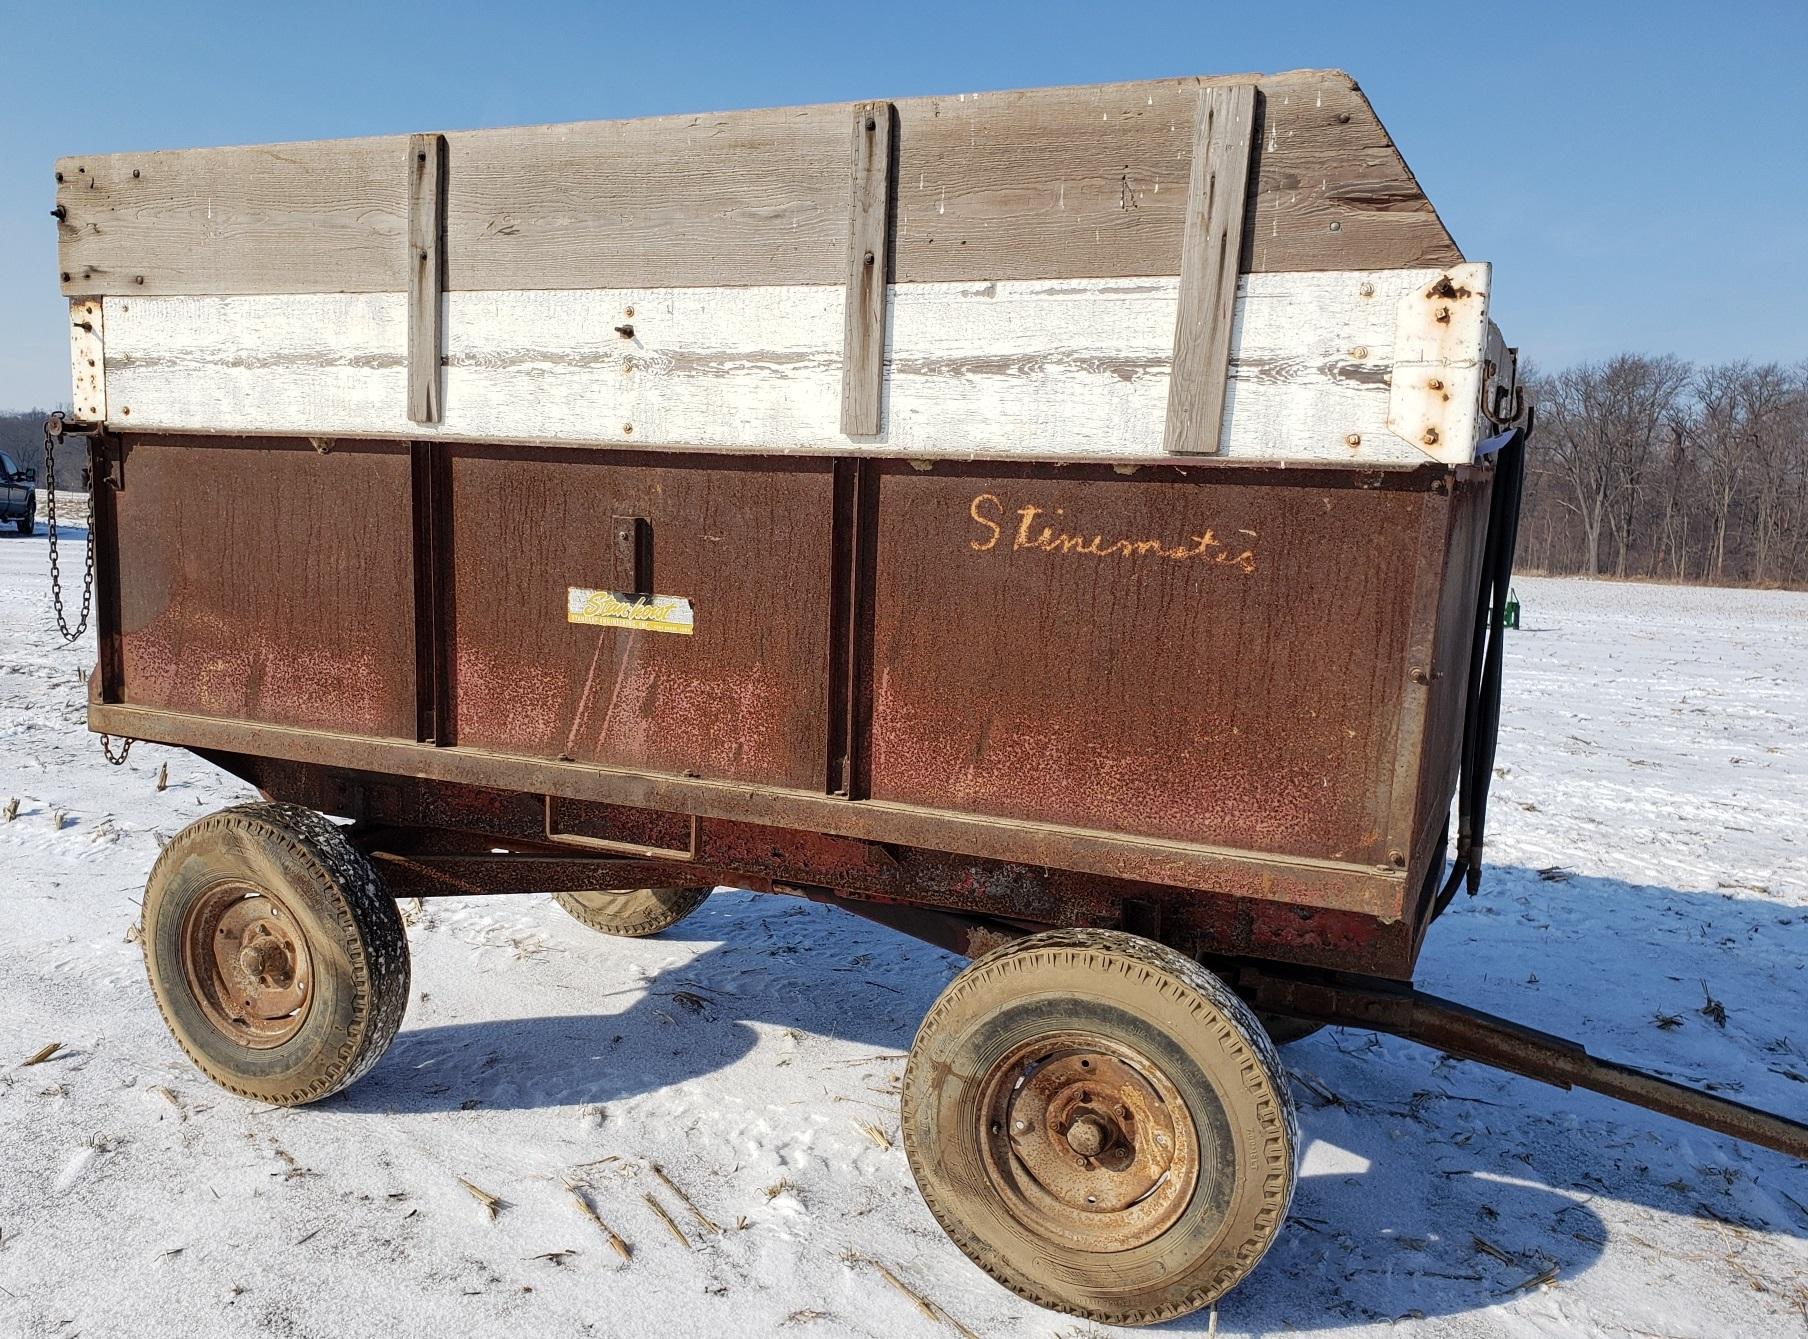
[1234,966,1808,1162]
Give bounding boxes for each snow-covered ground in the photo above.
[1,519,1804,1339]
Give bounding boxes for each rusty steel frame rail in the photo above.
[90,702,1408,918]
[1232,966,1808,1161]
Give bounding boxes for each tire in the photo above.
[902,929,1298,1327]
[553,886,710,938]
[13,497,32,536]
[142,802,410,1105]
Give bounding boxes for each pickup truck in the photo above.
[0,450,36,535]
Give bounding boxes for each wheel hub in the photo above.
[180,881,313,1048]
[979,1033,1200,1251]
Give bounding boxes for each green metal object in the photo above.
[1502,587,1520,630]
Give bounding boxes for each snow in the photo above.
[2,519,1805,1338]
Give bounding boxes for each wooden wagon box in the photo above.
[58,68,1526,983]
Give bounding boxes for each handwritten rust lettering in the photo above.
[968,493,1255,573]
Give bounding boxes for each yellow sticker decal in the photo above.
[567,588,695,635]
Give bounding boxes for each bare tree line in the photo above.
[1522,357,1808,587]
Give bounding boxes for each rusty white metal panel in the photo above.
[68,298,106,421]
[1385,261,1492,464]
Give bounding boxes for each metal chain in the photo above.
[43,420,133,765]
[42,425,96,643]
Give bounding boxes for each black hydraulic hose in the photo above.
[1433,410,1531,920]
[1464,416,1529,891]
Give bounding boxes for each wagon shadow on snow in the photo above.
[339,893,950,1118]
[333,871,1808,1330]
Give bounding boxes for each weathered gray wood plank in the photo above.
[55,136,406,295]
[1165,84,1257,455]
[407,134,447,424]
[840,102,894,436]
[56,70,1461,297]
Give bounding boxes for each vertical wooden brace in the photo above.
[1164,84,1258,455]
[407,134,448,424]
[840,102,894,437]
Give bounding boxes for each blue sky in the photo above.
[1,0,1804,409]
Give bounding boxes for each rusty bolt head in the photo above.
[1351,345,1369,359]
[622,423,633,435]
[1344,433,1361,447]
[1422,427,1440,446]
[1410,667,1431,685]
[1388,849,1406,868]
[1359,282,1375,298]
[624,306,634,319]
[1427,377,1444,391]
[1434,305,1452,323]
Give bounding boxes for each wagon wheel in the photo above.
[902,929,1298,1326]
[142,802,410,1106]
[553,886,711,938]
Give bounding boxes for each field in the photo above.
[1,518,1805,1339]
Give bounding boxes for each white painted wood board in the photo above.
[97,268,1481,464]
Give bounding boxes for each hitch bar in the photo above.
[791,895,1808,1162]
[1234,966,1808,1161]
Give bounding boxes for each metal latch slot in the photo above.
[542,797,701,862]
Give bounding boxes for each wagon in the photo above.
[45,68,1808,1325]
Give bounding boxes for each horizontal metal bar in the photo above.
[1238,968,1808,1162]
[368,849,734,897]
[90,702,1406,918]
[802,889,1026,961]
[105,427,1460,477]
[544,797,700,861]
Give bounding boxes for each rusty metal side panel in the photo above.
[445,446,835,790]
[112,435,417,738]
[1404,468,1494,927]
[863,462,1435,867]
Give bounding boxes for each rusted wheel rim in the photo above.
[179,880,313,1048]
[977,1031,1200,1251]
